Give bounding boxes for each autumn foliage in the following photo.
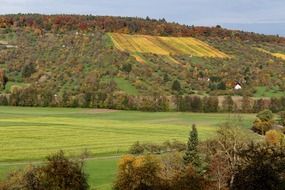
[114,154,211,190]
[0,14,284,44]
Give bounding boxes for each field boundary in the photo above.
[0,155,122,166]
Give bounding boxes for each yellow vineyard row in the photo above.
[109,33,229,59]
[255,48,285,60]
[273,53,285,60]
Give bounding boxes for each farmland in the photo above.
[0,106,257,189]
[109,33,229,58]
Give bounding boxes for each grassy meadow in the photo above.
[0,106,257,189]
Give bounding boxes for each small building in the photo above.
[234,83,242,90]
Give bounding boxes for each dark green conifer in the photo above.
[183,124,200,167]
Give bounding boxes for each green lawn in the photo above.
[3,81,30,93]
[114,77,139,95]
[86,158,118,190]
[0,106,256,189]
[100,77,139,95]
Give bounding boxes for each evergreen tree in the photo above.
[122,63,132,78]
[183,124,200,167]
[21,63,36,78]
[163,73,170,83]
[172,80,181,93]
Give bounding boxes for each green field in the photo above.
[0,106,256,189]
[0,157,117,190]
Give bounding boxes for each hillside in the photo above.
[0,14,285,109]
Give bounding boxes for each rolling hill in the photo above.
[0,14,285,109]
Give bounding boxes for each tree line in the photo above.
[1,87,285,113]
[1,14,284,44]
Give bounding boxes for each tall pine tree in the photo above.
[183,124,200,167]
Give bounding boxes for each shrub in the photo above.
[0,95,8,105]
[0,151,89,190]
[114,155,164,190]
[0,166,42,190]
[253,99,268,113]
[252,109,274,135]
[21,63,36,78]
[166,140,186,152]
[203,96,219,113]
[270,98,283,113]
[232,143,285,190]
[129,140,186,155]
[171,165,210,190]
[257,109,274,121]
[172,80,181,93]
[278,111,285,126]
[222,96,234,112]
[252,118,273,135]
[143,143,163,154]
[114,154,210,190]
[42,151,89,190]
[129,141,144,154]
[265,130,284,145]
[0,69,8,89]
[241,96,253,113]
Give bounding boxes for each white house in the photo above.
[234,83,242,90]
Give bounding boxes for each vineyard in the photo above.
[272,53,285,60]
[109,33,229,59]
[255,48,285,60]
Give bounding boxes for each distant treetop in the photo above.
[0,14,284,44]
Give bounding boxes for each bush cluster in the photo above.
[0,151,88,190]
[129,140,186,155]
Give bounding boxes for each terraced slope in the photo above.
[109,33,229,58]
